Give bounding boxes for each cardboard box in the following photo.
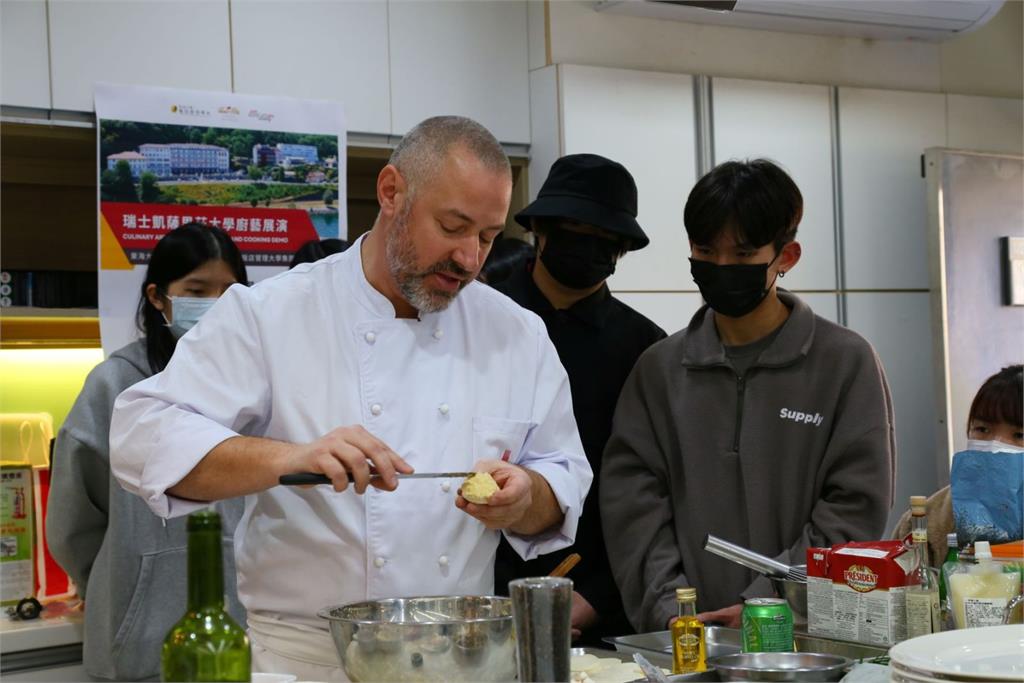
[807,540,916,647]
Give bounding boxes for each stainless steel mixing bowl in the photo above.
[768,565,807,623]
[319,596,516,682]
[709,652,851,682]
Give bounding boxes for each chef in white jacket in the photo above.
[109,116,592,681]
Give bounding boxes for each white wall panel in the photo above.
[231,1,389,135]
[712,78,836,291]
[839,88,946,290]
[49,0,232,111]
[846,292,940,533]
[560,64,697,292]
[389,0,530,143]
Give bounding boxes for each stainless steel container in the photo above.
[319,596,516,682]
[768,568,808,623]
[509,576,573,682]
[709,652,851,681]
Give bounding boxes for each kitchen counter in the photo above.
[0,607,85,680]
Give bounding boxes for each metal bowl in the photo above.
[319,596,516,682]
[709,652,851,682]
[768,566,807,623]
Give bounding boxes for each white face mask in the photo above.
[163,296,218,339]
[965,438,1024,454]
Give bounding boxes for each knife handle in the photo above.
[279,472,333,486]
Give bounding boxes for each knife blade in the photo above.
[279,472,474,486]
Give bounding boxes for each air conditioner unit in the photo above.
[593,0,1006,42]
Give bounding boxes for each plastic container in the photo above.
[945,541,1023,629]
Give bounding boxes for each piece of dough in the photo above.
[571,654,600,672]
[461,472,499,504]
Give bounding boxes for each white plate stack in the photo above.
[888,625,1024,682]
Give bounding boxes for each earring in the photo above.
[779,271,786,278]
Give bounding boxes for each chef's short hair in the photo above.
[389,116,510,196]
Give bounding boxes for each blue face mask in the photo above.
[163,296,218,339]
[951,448,1024,545]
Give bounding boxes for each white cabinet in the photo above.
[230,1,389,135]
[846,292,941,531]
[527,66,560,201]
[48,0,232,112]
[838,88,946,291]
[388,0,530,144]
[712,78,836,292]
[559,65,698,292]
[1,0,50,108]
[947,94,1024,156]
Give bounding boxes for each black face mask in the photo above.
[540,230,620,289]
[689,252,781,318]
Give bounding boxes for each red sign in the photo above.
[101,202,321,266]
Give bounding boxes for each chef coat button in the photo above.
[441,481,451,493]
[364,331,376,344]
[439,403,450,416]
[370,403,383,416]
[438,555,449,567]
[374,556,385,568]
[433,328,443,340]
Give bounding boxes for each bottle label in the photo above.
[912,529,927,543]
[964,597,1008,628]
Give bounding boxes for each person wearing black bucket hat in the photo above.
[492,154,665,645]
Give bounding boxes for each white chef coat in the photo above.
[109,236,592,632]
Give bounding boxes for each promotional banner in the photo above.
[95,83,346,354]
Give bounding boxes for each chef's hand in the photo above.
[696,603,743,629]
[571,591,598,640]
[288,425,413,494]
[455,459,532,530]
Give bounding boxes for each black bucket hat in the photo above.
[515,154,649,250]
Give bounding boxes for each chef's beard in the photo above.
[385,204,472,314]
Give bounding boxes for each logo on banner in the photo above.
[169,104,211,117]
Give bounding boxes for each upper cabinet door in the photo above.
[49,0,232,112]
[712,78,836,292]
[231,1,389,135]
[1,0,50,108]
[838,88,946,291]
[946,94,1024,156]
[388,0,530,144]
[560,65,697,292]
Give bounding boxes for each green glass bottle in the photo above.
[162,510,250,682]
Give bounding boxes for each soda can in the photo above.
[741,598,793,652]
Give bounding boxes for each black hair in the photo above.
[684,158,804,251]
[137,222,248,373]
[288,238,350,269]
[479,236,535,285]
[967,364,1023,434]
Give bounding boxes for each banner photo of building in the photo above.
[95,83,346,354]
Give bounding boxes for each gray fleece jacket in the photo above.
[600,290,895,632]
[46,340,245,682]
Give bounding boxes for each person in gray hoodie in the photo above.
[601,159,895,632]
[47,223,249,681]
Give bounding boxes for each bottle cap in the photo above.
[676,587,696,602]
[946,533,958,546]
[910,495,927,515]
[187,509,222,532]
